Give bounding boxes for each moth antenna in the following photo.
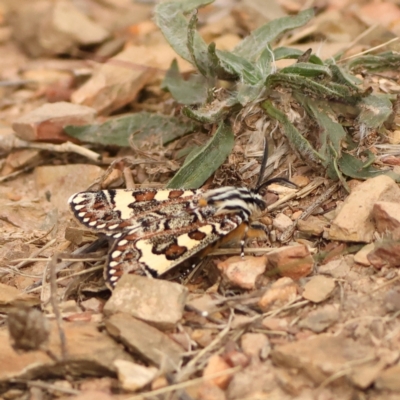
[255,137,269,189]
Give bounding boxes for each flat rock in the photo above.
[71,45,191,115]
[12,102,96,142]
[113,359,157,392]
[0,283,40,311]
[317,257,353,279]
[327,176,400,242]
[0,322,132,382]
[240,333,269,359]
[9,1,109,57]
[258,277,298,311]
[35,164,103,212]
[103,275,188,330]
[266,245,314,280]
[367,240,400,269]
[298,304,339,333]
[273,213,293,231]
[297,216,328,236]
[216,255,267,289]
[372,201,400,240]
[226,362,278,399]
[203,354,232,389]
[271,334,391,388]
[375,364,400,391]
[105,313,184,372]
[354,243,375,266]
[302,275,336,303]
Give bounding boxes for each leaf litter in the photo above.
[1,0,400,399]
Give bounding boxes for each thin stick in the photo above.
[2,239,57,274]
[123,167,135,189]
[266,177,326,212]
[5,138,101,162]
[279,182,340,243]
[176,311,234,382]
[339,37,399,62]
[25,265,103,294]
[49,254,68,360]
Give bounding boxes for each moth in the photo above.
[68,147,293,288]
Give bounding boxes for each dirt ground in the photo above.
[1,0,400,399]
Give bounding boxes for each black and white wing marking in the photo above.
[105,213,245,287]
[68,189,202,235]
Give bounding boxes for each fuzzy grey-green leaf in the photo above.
[167,122,234,188]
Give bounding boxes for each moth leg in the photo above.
[240,223,249,257]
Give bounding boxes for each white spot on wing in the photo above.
[109,261,118,267]
[112,191,135,219]
[112,250,122,258]
[118,239,128,246]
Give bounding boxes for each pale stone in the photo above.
[327,176,400,242]
[114,359,157,392]
[302,275,336,303]
[103,275,187,330]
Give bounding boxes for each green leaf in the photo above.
[280,62,332,78]
[338,152,400,182]
[233,9,314,61]
[65,112,195,147]
[262,101,327,170]
[187,12,211,76]
[274,47,323,64]
[329,64,362,88]
[266,73,362,104]
[255,45,274,78]
[358,94,393,129]
[167,122,234,188]
[154,0,212,65]
[214,50,261,84]
[162,60,209,105]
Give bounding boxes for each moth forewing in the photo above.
[68,188,203,234]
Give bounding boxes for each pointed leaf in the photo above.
[167,122,234,188]
[262,101,327,170]
[338,152,400,182]
[65,112,195,147]
[162,60,208,104]
[233,9,314,61]
[280,62,332,78]
[154,0,212,65]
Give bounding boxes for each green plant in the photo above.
[67,0,400,190]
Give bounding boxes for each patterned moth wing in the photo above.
[68,188,203,236]
[68,186,270,289]
[105,211,245,287]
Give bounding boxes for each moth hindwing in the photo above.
[68,186,269,288]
